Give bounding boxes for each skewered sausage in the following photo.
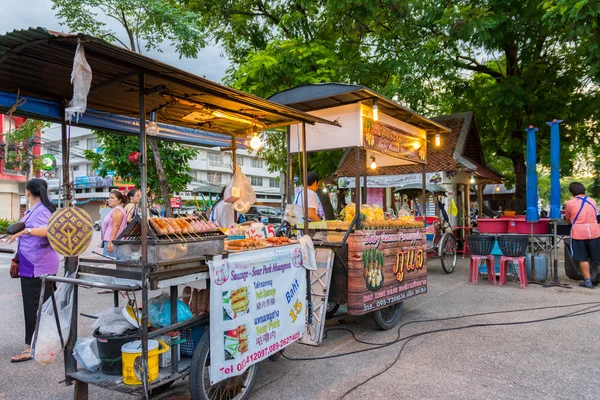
[149,218,168,235]
[165,218,182,234]
[174,218,189,234]
[153,218,174,235]
[179,218,195,233]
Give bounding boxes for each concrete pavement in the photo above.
[1,238,599,399]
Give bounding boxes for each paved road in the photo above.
[1,239,599,400]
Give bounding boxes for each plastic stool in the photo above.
[469,255,496,285]
[499,256,527,289]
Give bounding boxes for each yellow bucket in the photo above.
[121,339,169,385]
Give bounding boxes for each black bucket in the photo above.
[497,235,529,257]
[93,328,139,375]
[466,235,496,256]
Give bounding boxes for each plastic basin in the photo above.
[477,219,510,234]
[514,218,550,235]
[503,211,516,217]
[415,216,439,226]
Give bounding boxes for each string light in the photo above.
[470,175,475,184]
[370,155,377,169]
[249,124,262,150]
[495,185,501,192]
[412,140,421,149]
[372,98,379,121]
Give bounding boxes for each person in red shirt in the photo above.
[564,182,600,288]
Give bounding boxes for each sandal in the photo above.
[11,350,32,363]
[97,289,113,294]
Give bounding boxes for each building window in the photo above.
[47,147,60,156]
[208,153,227,168]
[251,158,263,168]
[72,165,79,171]
[237,157,244,166]
[86,165,97,177]
[71,140,80,147]
[269,178,279,188]
[250,176,263,187]
[209,172,223,184]
[86,138,98,150]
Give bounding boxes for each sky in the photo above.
[0,0,230,83]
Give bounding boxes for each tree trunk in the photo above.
[316,190,335,220]
[148,138,173,217]
[509,152,527,214]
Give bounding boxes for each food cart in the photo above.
[268,83,452,330]
[0,28,338,399]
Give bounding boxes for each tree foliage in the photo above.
[83,132,197,196]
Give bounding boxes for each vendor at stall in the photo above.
[564,182,600,289]
[295,171,321,222]
[210,187,235,228]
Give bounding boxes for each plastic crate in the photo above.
[180,325,206,358]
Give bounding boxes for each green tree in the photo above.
[8,119,51,180]
[84,132,197,198]
[52,0,205,215]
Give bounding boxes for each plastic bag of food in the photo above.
[224,168,256,212]
[32,278,75,365]
[148,294,193,328]
[73,337,101,372]
[92,307,136,335]
[65,43,92,122]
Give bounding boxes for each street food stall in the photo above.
[268,83,452,330]
[0,28,338,399]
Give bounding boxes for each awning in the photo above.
[0,28,339,143]
[394,183,447,193]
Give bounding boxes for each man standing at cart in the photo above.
[295,171,322,222]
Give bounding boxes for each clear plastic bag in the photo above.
[284,204,303,225]
[65,43,92,122]
[224,167,256,214]
[148,294,193,328]
[32,278,75,365]
[91,307,136,336]
[73,337,101,372]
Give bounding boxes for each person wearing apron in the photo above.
[564,182,600,288]
[294,171,322,222]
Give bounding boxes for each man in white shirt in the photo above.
[295,171,322,222]
[210,188,236,228]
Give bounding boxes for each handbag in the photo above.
[9,254,19,279]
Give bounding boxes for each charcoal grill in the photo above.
[112,215,225,263]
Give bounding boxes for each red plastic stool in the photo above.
[469,255,496,285]
[499,256,527,289]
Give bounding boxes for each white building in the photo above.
[41,125,282,221]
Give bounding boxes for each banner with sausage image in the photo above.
[208,244,306,384]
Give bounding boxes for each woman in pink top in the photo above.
[564,182,600,288]
[102,190,128,257]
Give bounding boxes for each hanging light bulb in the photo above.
[470,175,475,184]
[372,98,379,122]
[435,133,441,147]
[495,184,501,192]
[146,111,159,136]
[412,140,421,149]
[370,155,377,169]
[249,124,262,150]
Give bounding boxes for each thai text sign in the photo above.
[347,229,427,315]
[208,244,306,384]
[362,117,426,164]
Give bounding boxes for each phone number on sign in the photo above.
[235,332,302,372]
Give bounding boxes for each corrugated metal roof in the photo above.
[268,83,451,133]
[0,28,338,145]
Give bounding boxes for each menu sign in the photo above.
[208,245,306,384]
[362,117,426,164]
[347,229,427,315]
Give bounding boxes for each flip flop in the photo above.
[11,351,32,363]
[97,289,113,294]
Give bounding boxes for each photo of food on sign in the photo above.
[364,248,384,291]
[224,325,249,359]
[222,287,249,320]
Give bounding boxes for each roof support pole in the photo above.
[60,107,71,207]
[421,163,427,219]
[302,122,308,235]
[363,149,367,206]
[355,147,360,225]
[286,126,293,204]
[138,72,150,399]
[478,184,483,219]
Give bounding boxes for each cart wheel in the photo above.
[439,233,457,274]
[268,351,282,361]
[189,332,259,400]
[373,302,403,330]
[325,302,340,319]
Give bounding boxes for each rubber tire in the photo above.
[189,332,259,400]
[564,239,600,285]
[325,302,340,319]
[373,302,403,330]
[439,234,457,274]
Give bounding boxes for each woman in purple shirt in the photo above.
[8,179,59,362]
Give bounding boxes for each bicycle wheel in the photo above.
[439,233,457,274]
[189,332,259,400]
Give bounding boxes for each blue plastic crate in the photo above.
[180,324,207,358]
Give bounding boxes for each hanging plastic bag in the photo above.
[91,307,136,335]
[224,167,256,214]
[284,203,303,225]
[148,294,193,328]
[73,337,101,372]
[32,278,75,365]
[65,42,92,122]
